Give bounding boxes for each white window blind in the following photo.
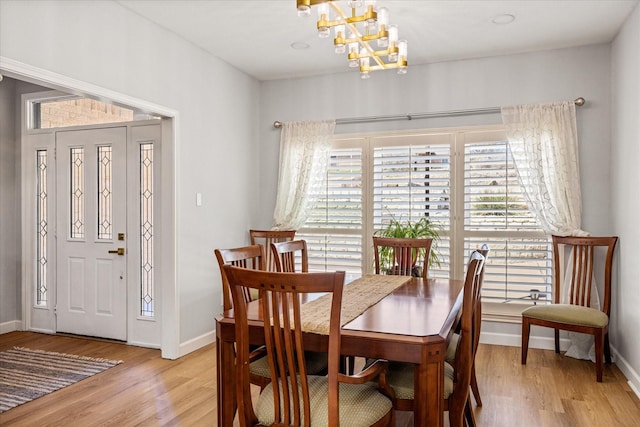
[298,145,363,277]
[372,142,451,278]
[462,138,551,304]
[299,127,552,306]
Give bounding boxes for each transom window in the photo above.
[298,126,552,309]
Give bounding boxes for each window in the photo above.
[298,126,552,310]
[28,94,160,130]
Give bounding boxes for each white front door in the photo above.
[56,127,127,340]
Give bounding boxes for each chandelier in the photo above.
[296,0,408,79]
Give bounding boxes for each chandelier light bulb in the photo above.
[297,4,311,17]
[334,24,346,53]
[317,3,330,37]
[378,7,389,26]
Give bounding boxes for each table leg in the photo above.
[216,332,236,426]
[414,358,444,427]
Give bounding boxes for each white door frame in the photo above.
[3,56,181,359]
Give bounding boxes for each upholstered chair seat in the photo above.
[255,375,392,427]
[385,361,455,401]
[522,304,609,328]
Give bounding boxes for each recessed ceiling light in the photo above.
[291,42,310,50]
[492,14,515,25]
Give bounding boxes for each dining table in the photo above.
[215,274,464,427]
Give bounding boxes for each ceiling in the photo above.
[117,0,639,81]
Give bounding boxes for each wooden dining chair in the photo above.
[271,239,309,273]
[270,239,331,376]
[446,244,489,408]
[215,244,328,389]
[373,236,433,280]
[521,235,618,382]
[383,251,485,427]
[214,245,272,389]
[224,265,394,426]
[249,229,296,272]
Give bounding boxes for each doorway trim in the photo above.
[2,56,180,359]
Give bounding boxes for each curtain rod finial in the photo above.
[574,97,585,107]
[273,121,282,129]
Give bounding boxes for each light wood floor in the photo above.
[1,331,639,426]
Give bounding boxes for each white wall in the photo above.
[611,3,640,391]
[0,77,18,330]
[0,0,261,355]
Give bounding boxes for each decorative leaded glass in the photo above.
[70,147,85,239]
[140,143,154,317]
[97,146,112,240]
[36,150,48,306]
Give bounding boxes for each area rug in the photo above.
[0,347,122,413]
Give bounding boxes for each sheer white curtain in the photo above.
[272,120,336,230]
[501,101,587,237]
[502,101,594,360]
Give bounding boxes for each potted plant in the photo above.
[374,215,441,277]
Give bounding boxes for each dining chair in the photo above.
[383,251,485,427]
[224,265,394,426]
[521,235,618,382]
[215,244,328,390]
[372,236,433,280]
[249,229,297,272]
[272,239,357,375]
[271,239,309,273]
[214,244,272,390]
[445,244,489,409]
[270,239,331,376]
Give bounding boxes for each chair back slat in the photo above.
[552,235,618,314]
[271,239,309,273]
[250,229,297,272]
[224,266,345,426]
[372,236,433,280]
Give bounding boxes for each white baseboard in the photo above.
[479,330,571,351]
[612,347,640,400]
[178,330,216,358]
[0,320,22,334]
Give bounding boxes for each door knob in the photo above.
[108,248,125,256]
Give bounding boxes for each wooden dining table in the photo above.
[215,274,464,427]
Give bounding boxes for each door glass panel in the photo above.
[140,143,154,317]
[97,146,112,240]
[36,150,48,306]
[70,148,85,239]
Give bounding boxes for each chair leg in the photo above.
[521,318,531,365]
[464,397,476,427]
[554,329,560,354]
[595,331,604,382]
[604,331,612,364]
[470,363,482,407]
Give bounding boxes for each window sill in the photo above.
[481,301,531,323]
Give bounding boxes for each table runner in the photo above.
[300,274,410,335]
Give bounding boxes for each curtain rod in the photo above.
[273,97,585,129]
